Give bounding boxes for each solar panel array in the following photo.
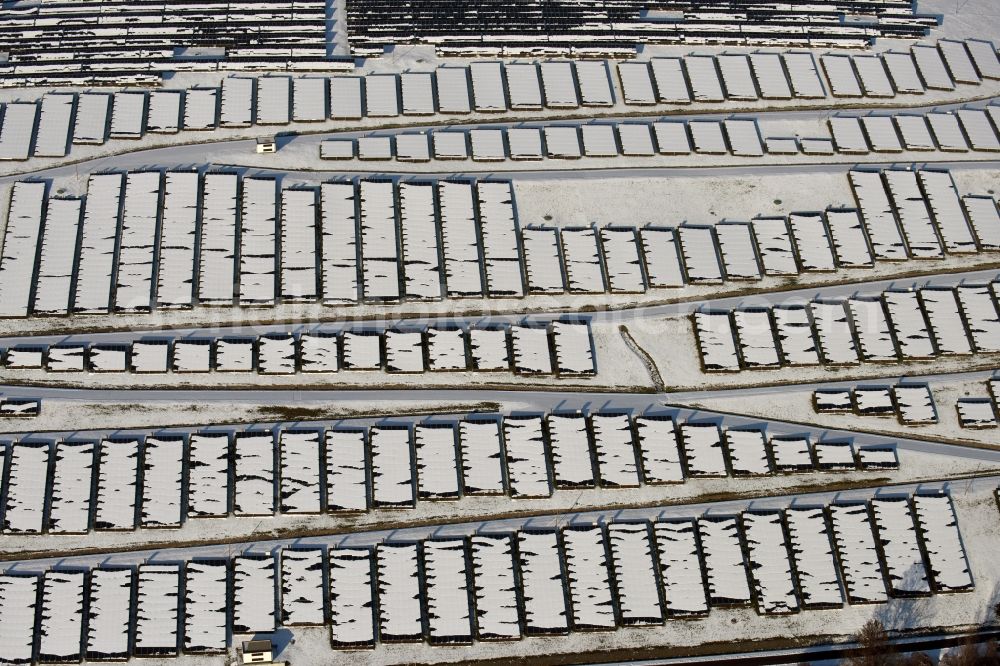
[814,383,938,425]
[695,282,1000,373]
[0,491,971,660]
[0,412,895,534]
[0,321,595,377]
[953,377,1000,428]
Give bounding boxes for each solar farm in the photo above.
[5,1,1000,665]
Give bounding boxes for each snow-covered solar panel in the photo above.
[73,172,122,313]
[0,102,37,160]
[184,560,227,653]
[653,122,691,154]
[506,63,543,110]
[893,115,934,151]
[547,413,594,488]
[871,497,931,595]
[426,327,467,371]
[329,549,375,648]
[439,180,483,296]
[72,92,111,144]
[853,56,894,97]
[5,347,42,369]
[433,131,468,159]
[724,119,763,156]
[911,493,973,591]
[618,62,657,105]
[927,113,969,151]
[749,53,792,100]
[398,182,441,300]
[280,188,319,301]
[470,327,510,370]
[256,77,292,124]
[957,398,998,427]
[694,310,740,372]
[90,344,128,372]
[893,384,937,424]
[47,344,85,372]
[370,426,414,508]
[522,227,565,293]
[600,227,645,292]
[279,431,321,513]
[718,54,758,100]
[300,332,339,373]
[813,440,856,470]
[733,309,779,368]
[95,438,138,530]
[783,52,826,98]
[956,109,1000,151]
[544,125,582,158]
[964,195,1000,249]
[561,227,605,292]
[811,300,859,365]
[220,77,255,127]
[517,531,568,634]
[503,416,551,498]
[470,534,520,640]
[344,330,382,366]
[799,137,834,155]
[607,523,662,625]
[679,226,723,283]
[40,573,86,662]
[109,91,146,139]
[689,120,727,154]
[87,569,132,659]
[292,77,327,122]
[183,88,218,130]
[329,77,363,119]
[470,129,505,161]
[576,61,614,106]
[825,209,874,267]
[459,420,504,495]
[725,428,770,476]
[883,52,924,94]
[822,55,862,97]
[640,227,685,287]
[770,436,813,472]
[966,40,1000,79]
[187,433,228,518]
[233,555,277,633]
[237,177,277,304]
[650,57,691,104]
[471,62,507,112]
[956,284,1000,352]
[848,170,906,260]
[365,74,400,117]
[552,320,596,375]
[359,179,400,300]
[477,180,524,297]
[919,170,977,253]
[33,94,74,157]
[141,436,183,528]
[114,172,161,311]
[376,543,423,641]
[49,440,94,533]
[785,507,843,608]
[618,123,656,156]
[511,324,553,374]
[698,516,752,605]
[33,197,82,315]
[436,67,472,114]
[830,116,869,154]
[508,127,544,159]
[788,213,835,272]
[861,116,903,153]
[0,575,38,663]
[680,422,727,477]
[358,136,392,160]
[847,297,897,361]
[686,55,725,102]
[415,424,459,499]
[751,217,797,276]
[281,549,325,626]
[921,287,973,355]
[422,540,473,643]
[632,415,683,484]
[319,181,358,303]
[326,429,367,512]
[743,511,798,614]
[396,133,431,162]
[400,73,434,116]
[4,442,49,533]
[716,222,760,280]
[172,339,211,373]
[234,432,275,516]
[913,45,955,90]
[591,413,639,487]
[157,172,199,308]
[883,170,943,258]
[198,173,238,304]
[654,521,708,615]
[562,525,615,630]
[135,565,180,655]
